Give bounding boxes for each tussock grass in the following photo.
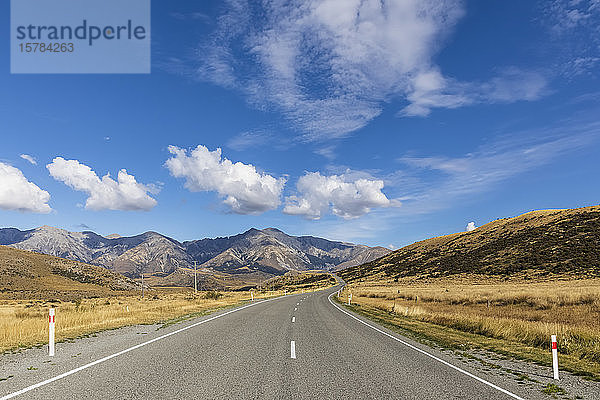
[0,271,336,353]
[343,278,600,366]
[0,291,271,353]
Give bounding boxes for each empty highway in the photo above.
[0,285,534,399]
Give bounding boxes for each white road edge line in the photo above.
[292,316,296,323]
[327,291,525,400]
[290,341,296,359]
[1,296,287,400]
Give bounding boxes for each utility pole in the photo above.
[141,272,144,299]
[194,261,197,294]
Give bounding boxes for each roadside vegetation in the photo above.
[265,271,336,291]
[0,271,335,353]
[337,276,600,380]
[0,291,249,353]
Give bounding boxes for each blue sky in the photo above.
[1,0,599,249]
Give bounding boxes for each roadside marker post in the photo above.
[194,261,197,294]
[251,291,254,302]
[48,308,55,357]
[551,335,559,380]
[348,293,352,305]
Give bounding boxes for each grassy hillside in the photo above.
[341,205,600,282]
[336,205,600,380]
[263,270,337,291]
[0,245,138,300]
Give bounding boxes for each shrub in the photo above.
[204,291,223,300]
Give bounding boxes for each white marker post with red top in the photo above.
[49,308,55,357]
[348,293,352,305]
[551,335,559,380]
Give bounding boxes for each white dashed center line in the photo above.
[292,316,295,323]
[290,341,296,359]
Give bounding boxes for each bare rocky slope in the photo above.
[0,226,389,281]
[340,205,600,282]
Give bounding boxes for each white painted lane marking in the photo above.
[290,341,296,359]
[296,303,299,305]
[327,292,524,400]
[1,296,286,400]
[292,316,296,323]
[294,307,297,311]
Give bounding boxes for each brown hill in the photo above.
[0,245,139,300]
[340,205,600,282]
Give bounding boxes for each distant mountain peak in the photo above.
[38,225,62,231]
[262,227,284,233]
[242,228,262,235]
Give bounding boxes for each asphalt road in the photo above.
[1,285,532,399]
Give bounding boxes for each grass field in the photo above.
[339,276,600,379]
[0,272,335,354]
[0,291,253,353]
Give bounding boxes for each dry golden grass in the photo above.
[342,278,600,364]
[0,271,335,353]
[0,290,278,353]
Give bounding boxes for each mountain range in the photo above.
[0,226,390,281]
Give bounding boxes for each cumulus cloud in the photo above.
[283,172,397,220]
[0,162,51,213]
[165,145,286,214]
[20,154,37,165]
[46,157,157,211]
[466,221,476,232]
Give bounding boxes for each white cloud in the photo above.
[283,172,397,220]
[165,145,286,214]
[314,146,336,160]
[544,0,600,33]
[400,67,548,117]
[466,221,476,232]
[46,157,157,211]
[0,162,51,213]
[196,0,464,139]
[20,154,37,165]
[542,1,600,77]
[394,122,600,214]
[192,1,550,139]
